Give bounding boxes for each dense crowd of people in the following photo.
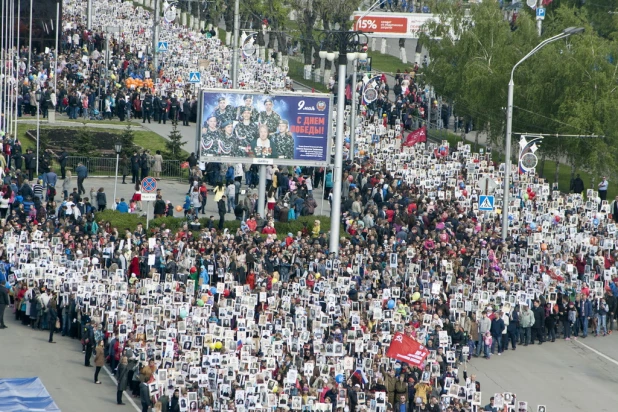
[1,1,617,412]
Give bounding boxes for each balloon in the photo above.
[196,299,204,307]
[554,215,561,223]
[175,205,183,212]
[179,308,188,319]
[529,222,537,230]
[215,341,223,349]
[190,266,197,274]
[387,299,395,309]
[210,286,217,295]
[593,218,599,226]
[223,289,230,297]
[412,292,421,302]
[272,279,278,284]
[523,193,529,201]
[462,189,468,197]
[335,374,345,384]
[209,342,216,350]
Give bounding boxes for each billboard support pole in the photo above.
[87,0,92,30]
[329,60,347,255]
[257,165,266,217]
[195,91,203,155]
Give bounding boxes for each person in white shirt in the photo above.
[226,183,236,213]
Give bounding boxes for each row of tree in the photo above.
[420,1,618,181]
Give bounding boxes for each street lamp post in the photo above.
[35,88,41,177]
[501,27,584,240]
[113,141,122,208]
[319,31,368,255]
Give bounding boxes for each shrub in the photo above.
[95,211,337,239]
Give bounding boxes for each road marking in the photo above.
[102,366,141,412]
[573,339,618,367]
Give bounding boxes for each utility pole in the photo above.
[231,0,239,88]
[152,0,160,78]
[349,61,358,162]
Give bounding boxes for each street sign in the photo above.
[141,176,157,193]
[479,195,495,211]
[536,7,545,20]
[141,193,157,202]
[157,41,168,52]
[477,176,498,195]
[188,72,201,83]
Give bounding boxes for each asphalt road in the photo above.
[0,316,138,412]
[462,335,618,411]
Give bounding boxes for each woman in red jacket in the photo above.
[129,255,140,278]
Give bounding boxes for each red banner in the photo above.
[402,126,427,148]
[386,333,429,366]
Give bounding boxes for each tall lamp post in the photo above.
[319,30,368,255]
[501,27,584,240]
[113,141,122,207]
[35,88,41,177]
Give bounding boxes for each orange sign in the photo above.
[354,16,408,34]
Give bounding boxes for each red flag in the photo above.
[386,332,429,366]
[402,126,427,148]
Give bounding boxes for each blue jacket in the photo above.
[490,317,505,337]
[116,202,129,213]
[75,165,88,178]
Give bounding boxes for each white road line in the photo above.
[102,366,141,412]
[573,339,618,367]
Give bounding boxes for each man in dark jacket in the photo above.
[182,99,191,126]
[142,93,153,123]
[571,174,585,194]
[23,149,36,181]
[139,377,151,412]
[55,148,69,179]
[84,318,95,366]
[153,196,167,218]
[532,300,545,344]
[218,196,227,231]
[140,151,150,181]
[130,151,140,184]
[0,280,10,328]
[490,312,505,354]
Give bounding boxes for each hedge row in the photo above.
[94,210,335,240]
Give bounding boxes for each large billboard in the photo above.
[198,90,332,166]
[352,12,438,38]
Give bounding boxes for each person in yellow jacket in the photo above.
[311,220,320,238]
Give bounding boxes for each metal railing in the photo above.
[65,157,188,181]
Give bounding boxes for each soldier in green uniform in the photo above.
[212,96,235,126]
[258,98,281,133]
[234,107,259,157]
[236,95,259,122]
[270,119,294,159]
[201,115,221,157]
[217,121,236,156]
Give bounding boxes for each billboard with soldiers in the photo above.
[198,90,332,166]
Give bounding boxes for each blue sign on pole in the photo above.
[141,177,158,193]
[157,41,168,51]
[536,7,545,20]
[188,72,201,83]
[479,195,495,211]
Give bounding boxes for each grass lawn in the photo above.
[51,118,127,126]
[366,51,411,75]
[287,58,329,93]
[17,124,188,158]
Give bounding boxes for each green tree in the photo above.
[119,121,137,158]
[166,122,187,160]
